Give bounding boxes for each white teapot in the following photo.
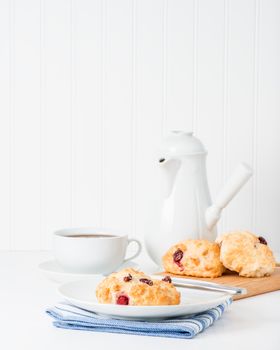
[145,131,253,266]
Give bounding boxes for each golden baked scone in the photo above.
[216,231,276,277]
[162,239,224,278]
[96,268,180,306]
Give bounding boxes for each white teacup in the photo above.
[53,227,142,274]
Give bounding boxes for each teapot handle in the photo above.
[206,162,253,231]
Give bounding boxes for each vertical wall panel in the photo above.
[165,0,194,132]
[135,0,164,240]
[102,0,133,232]
[223,0,255,231]
[13,0,41,249]
[195,0,225,227]
[72,0,102,227]
[256,0,280,251]
[42,0,72,248]
[0,1,11,249]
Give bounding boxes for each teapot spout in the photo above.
[206,162,253,231]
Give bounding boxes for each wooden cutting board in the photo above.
[162,267,280,300]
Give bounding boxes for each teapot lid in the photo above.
[160,131,206,157]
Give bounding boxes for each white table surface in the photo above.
[1,251,280,350]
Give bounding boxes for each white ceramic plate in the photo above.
[58,277,232,320]
[38,260,139,284]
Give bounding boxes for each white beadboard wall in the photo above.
[0,0,279,254]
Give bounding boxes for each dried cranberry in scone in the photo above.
[172,248,184,270]
[123,274,132,282]
[162,276,172,283]
[173,249,183,264]
[116,295,129,305]
[139,278,153,286]
[258,236,267,245]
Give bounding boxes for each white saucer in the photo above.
[38,259,140,284]
[58,277,232,320]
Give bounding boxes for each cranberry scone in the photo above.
[162,239,224,278]
[216,231,276,277]
[96,268,180,306]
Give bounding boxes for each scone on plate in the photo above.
[162,239,224,278]
[96,268,180,306]
[216,231,276,277]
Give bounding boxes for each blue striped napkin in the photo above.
[46,298,232,339]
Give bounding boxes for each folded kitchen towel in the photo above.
[46,298,232,339]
